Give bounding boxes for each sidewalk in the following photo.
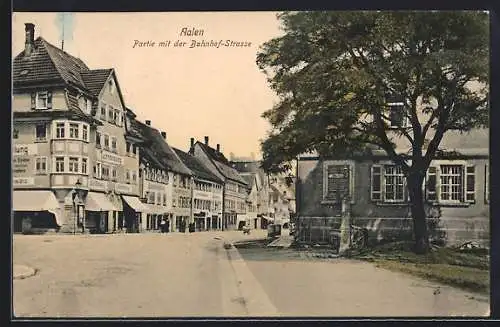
[267,234,293,248]
[13,264,36,280]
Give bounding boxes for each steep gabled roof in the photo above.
[240,174,255,190]
[134,121,192,176]
[13,37,90,90]
[196,141,248,185]
[197,142,231,165]
[80,69,113,96]
[173,148,223,184]
[231,161,261,173]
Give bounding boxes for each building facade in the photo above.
[190,137,248,230]
[174,147,224,231]
[296,127,489,246]
[12,23,142,234]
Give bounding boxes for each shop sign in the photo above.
[13,177,34,186]
[101,150,124,165]
[115,183,133,194]
[13,144,38,156]
[13,156,31,174]
[144,181,165,191]
[89,179,108,191]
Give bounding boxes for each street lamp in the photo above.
[72,179,85,234]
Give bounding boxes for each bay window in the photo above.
[82,125,88,142]
[104,134,109,150]
[55,157,65,172]
[68,157,79,173]
[82,158,88,175]
[56,123,65,138]
[69,123,79,139]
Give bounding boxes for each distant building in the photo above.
[174,147,224,231]
[190,137,248,230]
[231,160,272,229]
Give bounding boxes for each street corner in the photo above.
[13,264,37,280]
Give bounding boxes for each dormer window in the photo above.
[31,91,52,110]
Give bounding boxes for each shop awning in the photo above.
[145,203,168,215]
[13,190,62,225]
[85,192,117,211]
[122,196,148,212]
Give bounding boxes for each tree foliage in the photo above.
[258,11,488,174]
[257,11,489,253]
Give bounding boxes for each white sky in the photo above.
[12,12,284,159]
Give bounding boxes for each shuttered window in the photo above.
[425,163,475,204]
[323,163,352,202]
[370,164,407,202]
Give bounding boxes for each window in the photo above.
[82,158,87,174]
[32,91,52,110]
[386,93,408,128]
[55,157,65,172]
[148,192,155,204]
[111,167,117,180]
[107,105,114,122]
[111,137,117,152]
[125,169,130,182]
[108,79,114,94]
[102,165,110,179]
[96,131,101,148]
[156,193,162,205]
[56,123,65,138]
[69,157,79,173]
[132,171,137,183]
[35,157,47,174]
[82,125,88,142]
[69,123,79,139]
[94,162,101,179]
[13,129,19,139]
[35,124,46,141]
[163,193,167,206]
[104,134,109,149]
[384,165,406,202]
[132,145,137,156]
[100,104,106,119]
[323,163,353,203]
[126,142,131,154]
[426,163,475,204]
[113,109,118,125]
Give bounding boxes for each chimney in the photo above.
[216,144,220,152]
[145,120,151,126]
[25,23,35,56]
[190,137,195,149]
[161,131,167,140]
[204,136,209,145]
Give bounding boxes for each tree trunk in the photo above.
[408,172,429,254]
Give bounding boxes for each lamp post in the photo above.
[72,179,85,234]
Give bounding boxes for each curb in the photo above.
[13,264,36,280]
[224,243,280,316]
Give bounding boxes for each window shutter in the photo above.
[47,91,53,109]
[31,93,36,109]
[371,165,382,201]
[466,165,475,203]
[426,166,437,202]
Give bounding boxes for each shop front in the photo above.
[122,195,148,233]
[13,190,62,233]
[85,191,117,234]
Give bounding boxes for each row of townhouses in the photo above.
[12,23,293,234]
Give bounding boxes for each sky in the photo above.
[12,12,284,159]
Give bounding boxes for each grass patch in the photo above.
[349,241,490,294]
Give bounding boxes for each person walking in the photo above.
[160,218,166,233]
[165,218,170,233]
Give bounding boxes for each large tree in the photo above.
[257,11,489,253]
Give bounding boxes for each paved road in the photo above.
[13,231,489,318]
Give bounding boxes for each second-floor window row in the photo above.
[51,156,89,174]
[52,121,90,142]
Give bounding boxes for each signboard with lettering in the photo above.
[14,144,38,156]
[13,156,31,174]
[89,179,108,192]
[193,190,212,200]
[13,177,35,186]
[101,150,124,165]
[114,183,133,194]
[144,181,166,192]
